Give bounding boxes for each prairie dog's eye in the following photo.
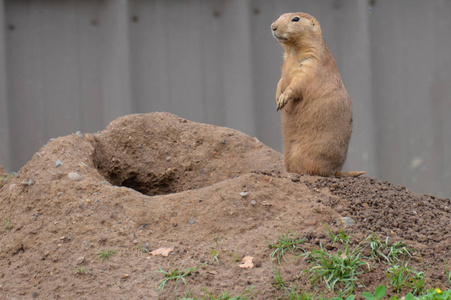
[292,17,300,22]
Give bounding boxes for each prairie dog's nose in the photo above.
[271,23,277,31]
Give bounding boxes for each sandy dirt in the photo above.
[0,112,450,299]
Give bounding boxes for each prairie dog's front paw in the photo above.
[276,90,293,111]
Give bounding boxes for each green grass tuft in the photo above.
[96,248,117,262]
[266,229,306,264]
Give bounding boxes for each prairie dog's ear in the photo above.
[311,19,316,27]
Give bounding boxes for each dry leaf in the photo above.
[239,256,254,269]
[150,247,173,257]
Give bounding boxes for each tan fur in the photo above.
[271,12,364,177]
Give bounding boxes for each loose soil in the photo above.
[0,112,450,299]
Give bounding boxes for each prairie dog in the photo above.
[271,12,363,177]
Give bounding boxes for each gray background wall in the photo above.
[0,0,450,198]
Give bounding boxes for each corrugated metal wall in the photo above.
[1,0,450,198]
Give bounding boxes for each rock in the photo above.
[240,191,249,197]
[75,131,83,138]
[121,274,130,281]
[55,160,64,167]
[325,244,336,250]
[189,220,195,225]
[20,179,34,186]
[76,256,85,265]
[68,172,84,181]
[340,216,355,227]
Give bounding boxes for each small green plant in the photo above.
[211,249,219,264]
[305,243,368,296]
[385,257,425,295]
[415,288,451,300]
[407,270,425,295]
[362,285,386,300]
[364,233,414,263]
[387,241,414,262]
[283,282,319,300]
[2,218,10,234]
[74,267,89,275]
[233,246,240,262]
[364,233,391,262]
[444,259,451,286]
[404,294,415,300]
[327,287,451,300]
[0,172,15,187]
[266,229,306,264]
[156,263,203,291]
[227,246,241,262]
[96,248,117,262]
[386,263,412,293]
[178,287,255,299]
[195,286,256,299]
[328,296,355,300]
[136,243,150,253]
[272,268,286,290]
[324,226,353,245]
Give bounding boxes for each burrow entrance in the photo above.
[89,112,283,197]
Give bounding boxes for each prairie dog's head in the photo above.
[271,12,321,45]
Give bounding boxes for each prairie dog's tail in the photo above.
[334,171,366,178]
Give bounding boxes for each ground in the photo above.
[0,112,450,300]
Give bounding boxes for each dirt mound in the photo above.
[0,165,9,187]
[0,112,450,299]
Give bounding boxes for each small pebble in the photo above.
[189,220,195,225]
[121,274,130,281]
[76,256,85,265]
[55,160,64,167]
[341,216,355,226]
[251,200,257,205]
[75,131,83,138]
[221,139,227,144]
[325,244,336,250]
[68,172,84,181]
[20,179,34,186]
[32,292,38,298]
[240,191,249,197]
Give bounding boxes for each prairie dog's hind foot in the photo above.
[334,171,366,178]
